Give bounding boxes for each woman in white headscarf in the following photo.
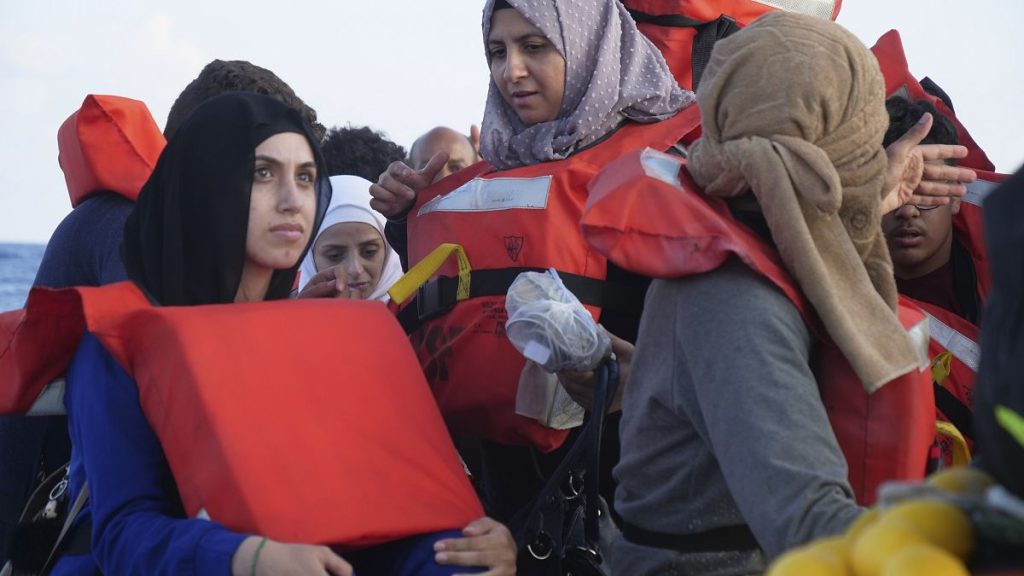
[298,175,404,301]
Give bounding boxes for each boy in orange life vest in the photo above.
[881,96,981,462]
[883,97,976,321]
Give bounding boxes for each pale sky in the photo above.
[1,0,1021,244]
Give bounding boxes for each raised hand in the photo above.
[297,265,357,299]
[369,152,449,218]
[881,112,976,214]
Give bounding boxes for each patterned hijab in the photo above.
[480,0,692,169]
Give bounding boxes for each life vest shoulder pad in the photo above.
[583,147,813,320]
[0,282,147,414]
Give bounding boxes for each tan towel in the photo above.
[687,11,919,392]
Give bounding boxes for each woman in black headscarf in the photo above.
[50,92,363,575]
[122,92,329,307]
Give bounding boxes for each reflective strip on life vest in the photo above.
[25,379,66,416]
[922,310,980,372]
[417,176,552,216]
[751,0,838,20]
[640,147,684,187]
[963,179,1000,207]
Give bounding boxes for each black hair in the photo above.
[319,125,407,181]
[164,59,325,142]
[883,97,959,164]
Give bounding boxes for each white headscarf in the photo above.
[297,175,404,302]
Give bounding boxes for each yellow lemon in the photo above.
[767,542,848,576]
[880,543,969,576]
[881,499,974,560]
[804,536,851,571]
[844,508,880,549]
[851,519,928,576]
[926,467,996,496]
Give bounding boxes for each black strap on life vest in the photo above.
[934,383,974,444]
[621,521,762,554]
[396,268,646,335]
[626,9,741,90]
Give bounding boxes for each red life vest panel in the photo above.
[0,283,148,414]
[957,169,1007,301]
[583,148,934,505]
[403,108,702,452]
[58,94,166,207]
[1,283,483,547]
[624,0,841,90]
[907,297,980,457]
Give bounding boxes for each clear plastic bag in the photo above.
[506,270,611,428]
[505,270,611,373]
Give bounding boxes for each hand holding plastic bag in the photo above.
[506,270,611,428]
[505,270,611,372]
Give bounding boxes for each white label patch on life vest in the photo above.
[963,179,1000,207]
[922,310,980,372]
[906,318,932,371]
[751,0,837,20]
[640,148,684,188]
[417,176,551,216]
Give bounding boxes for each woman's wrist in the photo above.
[230,536,265,576]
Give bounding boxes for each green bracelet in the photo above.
[250,537,268,576]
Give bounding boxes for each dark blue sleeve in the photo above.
[33,194,132,289]
[67,333,248,575]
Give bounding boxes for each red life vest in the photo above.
[582,148,934,505]
[58,94,166,206]
[402,108,702,453]
[907,297,980,454]
[1,283,483,547]
[624,0,841,90]
[957,169,1007,301]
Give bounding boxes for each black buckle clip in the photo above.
[416,276,457,322]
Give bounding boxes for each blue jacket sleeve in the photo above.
[67,333,248,575]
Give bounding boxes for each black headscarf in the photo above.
[123,92,331,306]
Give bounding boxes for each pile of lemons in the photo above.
[766,467,994,576]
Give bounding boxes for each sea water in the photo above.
[0,243,45,312]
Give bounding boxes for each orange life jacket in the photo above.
[401,107,702,453]
[1,282,483,547]
[624,0,842,90]
[906,297,979,456]
[957,169,1007,301]
[57,94,166,206]
[582,148,934,505]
